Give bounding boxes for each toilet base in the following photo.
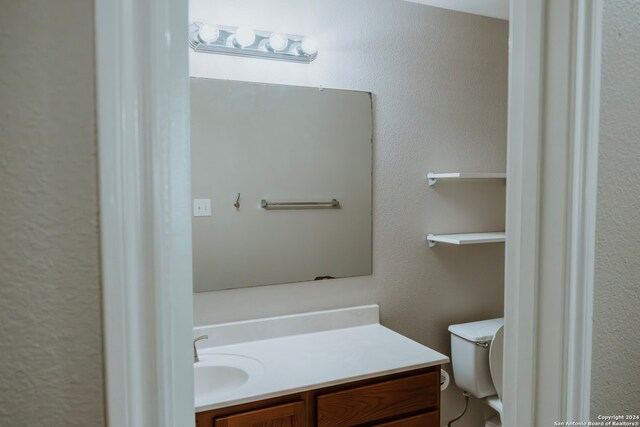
[483,396,502,427]
[485,414,501,427]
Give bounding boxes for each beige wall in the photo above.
[591,0,640,417]
[0,1,105,425]
[190,1,508,425]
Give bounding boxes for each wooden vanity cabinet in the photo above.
[196,393,310,427]
[316,371,439,427]
[214,401,306,427]
[196,366,440,427]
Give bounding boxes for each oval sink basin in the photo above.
[194,365,248,397]
[194,353,264,402]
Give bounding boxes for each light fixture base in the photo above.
[189,23,318,64]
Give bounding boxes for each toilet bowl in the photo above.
[449,318,504,427]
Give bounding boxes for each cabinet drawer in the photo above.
[374,411,440,427]
[214,401,306,427]
[316,371,439,427]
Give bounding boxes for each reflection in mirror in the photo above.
[191,78,372,292]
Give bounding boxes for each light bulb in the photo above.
[234,26,256,47]
[268,33,288,51]
[300,37,318,55]
[198,24,220,44]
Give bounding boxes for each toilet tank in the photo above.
[448,318,504,398]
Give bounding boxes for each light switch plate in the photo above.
[193,198,211,217]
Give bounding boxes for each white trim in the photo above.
[503,0,544,424]
[505,0,602,424]
[565,0,603,420]
[95,0,193,425]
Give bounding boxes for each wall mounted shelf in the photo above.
[426,232,506,247]
[427,172,506,186]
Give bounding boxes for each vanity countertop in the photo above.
[194,305,449,412]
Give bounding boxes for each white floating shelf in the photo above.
[426,232,506,247]
[427,172,506,186]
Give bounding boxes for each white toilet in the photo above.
[448,318,504,427]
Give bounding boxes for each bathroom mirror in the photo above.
[191,78,372,292]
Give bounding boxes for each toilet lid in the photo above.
[489,324,504,401]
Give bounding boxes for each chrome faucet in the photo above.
[193,335,208,363]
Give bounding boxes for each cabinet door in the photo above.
[214,401,306,427]
[317,371,439,427]
[373,411,440,427]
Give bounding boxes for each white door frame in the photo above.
[95,0,194,425]
[504,0,602,425]
[95,0,603,426]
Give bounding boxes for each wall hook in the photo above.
[234,193,240,210]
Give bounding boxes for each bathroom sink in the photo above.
[195,365,248,396]
[194,354,264,402]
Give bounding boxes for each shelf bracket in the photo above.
[427,173,438,187]
[426,233,437,248]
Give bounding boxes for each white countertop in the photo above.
[194,305,449,412]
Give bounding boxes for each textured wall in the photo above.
[0,1,105,425]
[591,0,640,417]
[190,1,508,425]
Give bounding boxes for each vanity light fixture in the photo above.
[197,24,220,44]
[268,33,288,52]
[300,37,318,55]
[233,26,256,48]
[189,22,318,63]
